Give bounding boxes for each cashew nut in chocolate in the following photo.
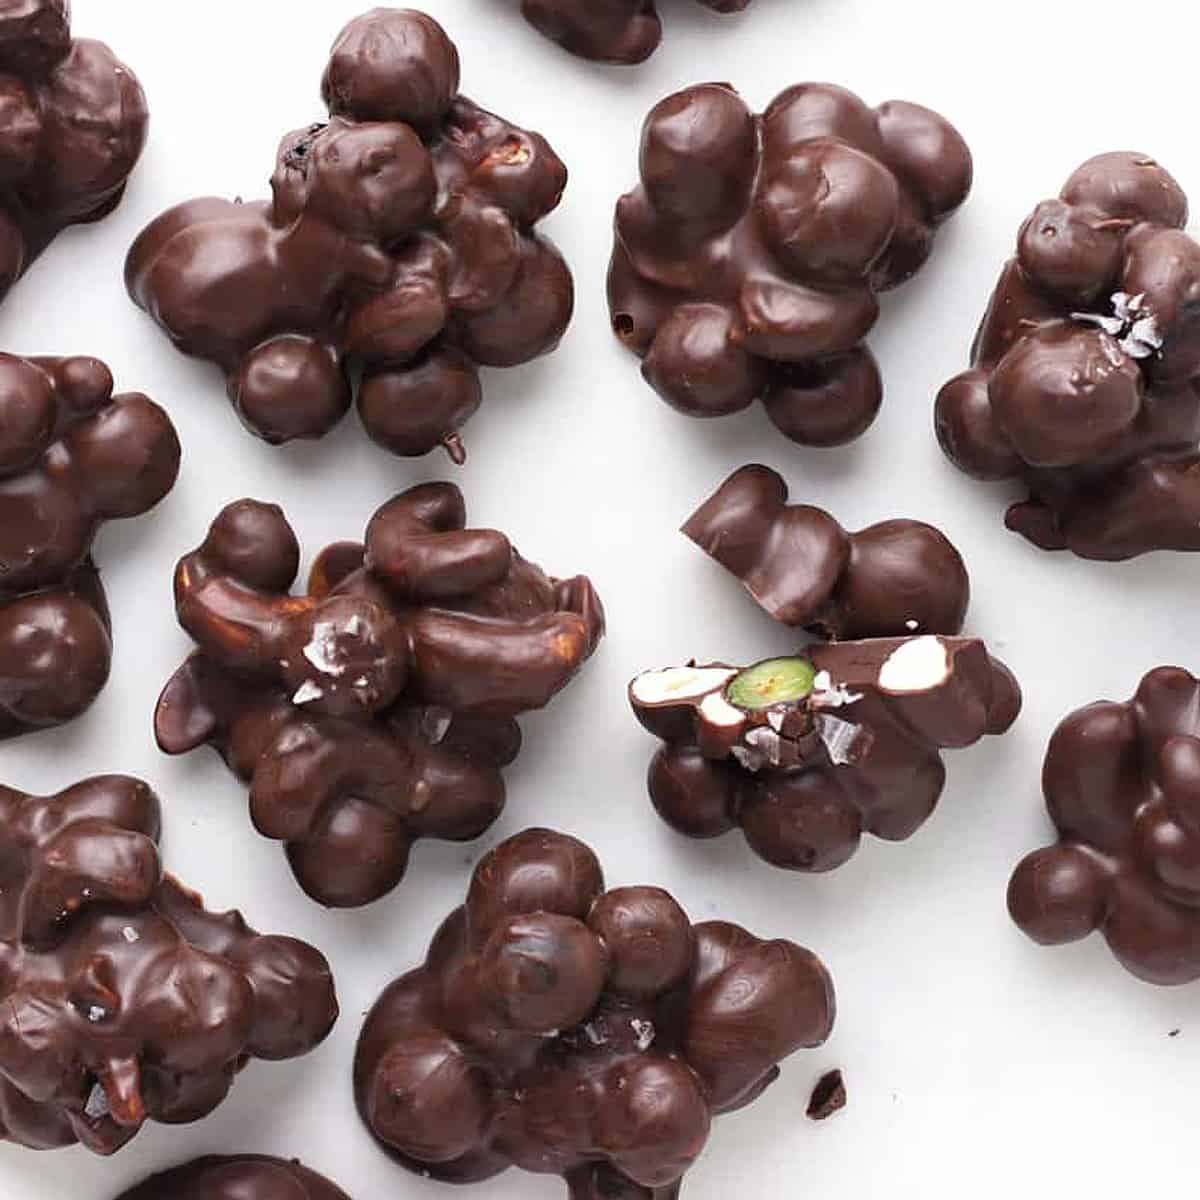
[937,152,1200,560]
[0,1,147,305]
[115,1156,351,1200]
[0,354,180,740]
[512,0,750,65]
[126,8,572,462]
[631,465,1020,873]
[155,483,605,909]
[356,828,834,1199]
[609,82,971,446]
[1009,667,1200,985]
[0,776,338,1155]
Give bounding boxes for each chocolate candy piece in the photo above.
[0,3,147,306]
[155,483,604,909]
[609,83,971,445]
[630,465,1020,872]
[936,152,1200,560]
[1008,667,1200,985]
[515,0,750,65]
[0,776,338,1155]
[355,828,834,1197]
[806,1069,846,1121]
[0,355,180,740]
[115,1156,351,1200]
[126,8,572,463]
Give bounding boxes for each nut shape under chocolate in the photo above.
[115,1156,352,1200]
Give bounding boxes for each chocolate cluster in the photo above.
[515,0,750,65]
[609,82,971,446]
[936,153,1200,560]
[0,775,338,1155]
[155,483,604,909]
[0,355,180,740]
[0,1,147,305]
[126,7,572,462]
[116,1156,350,1200]
[631,466,1020,872]
[355,828,834,1198]
[1009,667,1200,985]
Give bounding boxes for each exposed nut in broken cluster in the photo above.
[0,354,180,740]
[631,466,1020,873]
[116,1155,352,1200]
[355,828,834,1198]
[1009,666,1200,985]
[609,82,971,447]
[154,482,605,909]
[936,152,1200,560]
[0,776,338,1155]
[126,8,572,462]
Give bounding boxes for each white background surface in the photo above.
[2,1,1199,1197]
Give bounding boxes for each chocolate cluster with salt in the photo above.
[115,1156,351,1200]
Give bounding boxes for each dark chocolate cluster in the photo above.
[0,776,338,1155]
[126,7,572,461]
[0,1,147,305]
[1009,667,1200,985]
[608,82,971,446]
[631,466,1020,872]
[116,1156,351,1200]
[355,827,834,1198]
[515,0,749,65]
[937,152,1200,560]
[0,354,180,740]
[155,483,605,909]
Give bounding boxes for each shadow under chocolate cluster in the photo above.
[116,1155,351,1200]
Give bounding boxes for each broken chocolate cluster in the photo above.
[937,152,1200,560]
[126,8,572,461]
[514,0,750,65]
[609,82,971,446]
[0,1,147,305]
[355,828,834,1198]
[0,776,338,1155]
[0,355,180,740]
[116,1156,351,1200]
[1009,667,1200,985]
[631,466,1020,872]
[155,483,604,909]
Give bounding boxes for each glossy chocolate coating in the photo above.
[116,1156,351,1200]
[937,152,1200,560]
[515,0,750,65]
[1008,667,1200,984]
[355,828,834,1198]
[155,483,605,909]
[125,8,571,463]
[0,354,180,739]
[609,82,971,445]
[0,2,147,305]
[0,776,338,1155]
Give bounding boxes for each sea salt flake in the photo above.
[292,680,324,705]
[630,1019,656,1051]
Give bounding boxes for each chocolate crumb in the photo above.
[807,1069,847,1120]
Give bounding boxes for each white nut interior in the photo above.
[631,666,735,704]
[877,635,950,693]
[700,689,748,729]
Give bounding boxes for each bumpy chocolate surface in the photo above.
[1009,667,1200,985]
[356,827,834,1198]
[0,776,338,1155]
[155,483,604,909]
[937,153,1200,560]
[126,7,572,461]
[609,82,971,446]
[0,354,180,740]
[0,1,147,305]
[515,0,750,65]
[631,466,1020,873]
[116,1156,351,1200]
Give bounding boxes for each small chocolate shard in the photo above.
[806,1069,846,1121]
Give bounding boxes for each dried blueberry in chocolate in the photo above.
[609,83,971,446]
[631,465,1019,875]
[0,355,180,740]
[126,8,572,463]
[155,483,604,909]
[115,1156,351,1200]
[936,152,1200,560]
[0,776,337,1155]
[355,828,834,1198]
